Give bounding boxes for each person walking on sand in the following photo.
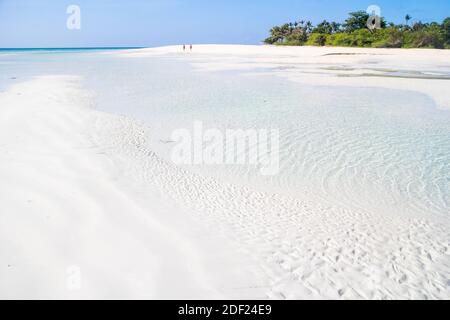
[183,44,186,52]
[190,44,193,52]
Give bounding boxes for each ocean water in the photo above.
[1,49,449,220]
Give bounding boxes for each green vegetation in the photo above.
[264,11,450,49]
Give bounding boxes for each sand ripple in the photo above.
[93,112,450,299]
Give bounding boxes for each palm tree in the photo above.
[331,22,341,33]
[405,14,412,26]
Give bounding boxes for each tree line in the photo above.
[264,11,450,49]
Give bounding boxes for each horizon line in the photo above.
[0,46,147,50]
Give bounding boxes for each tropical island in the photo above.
[264,11,450,49]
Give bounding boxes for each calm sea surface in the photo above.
[1,48,449,220]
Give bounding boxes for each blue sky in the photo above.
[0,0,449,48]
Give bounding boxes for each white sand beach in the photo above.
[1,45,449,299]
[122,45,450,110]
[0,75,262,299]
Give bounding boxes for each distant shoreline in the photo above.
[3,44,450,52]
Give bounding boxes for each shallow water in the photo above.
[1,50,449,220]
